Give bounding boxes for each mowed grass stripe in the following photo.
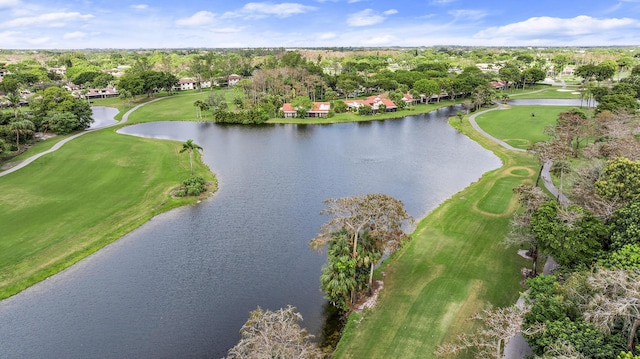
[476,175,523,215]
[0,127,213,299]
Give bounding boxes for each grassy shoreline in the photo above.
[0,120,215,300]
[333,108,541,358]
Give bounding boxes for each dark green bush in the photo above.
[175,176,206,197]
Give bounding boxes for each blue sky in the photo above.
[2,0,640,48]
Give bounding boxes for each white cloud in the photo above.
[131,4,149,10]
[0,30,20,43]
[175,11,215,26]
[1,12,94,28]
[318,32,337,40]
[361,34,396,45]
[224,2,317,19]
[347,0,363,3]
[28,36,50,45]
[448,9,487,21]
[383,9,398,15]
[475,15,640,39]
[0,0,20,8]
[348,9,394,27]
[63,31,87,39]
[212,27,243,33]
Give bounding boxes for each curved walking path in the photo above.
[468,103,569,204]
[0,97,166,178]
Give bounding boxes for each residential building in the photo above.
[84,87,119,100]
[281,102,331,118]
[173,78,213,91]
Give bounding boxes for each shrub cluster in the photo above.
[175,175,207,197]
[212,109,269,125]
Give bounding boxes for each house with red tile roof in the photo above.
[344,95,399,113]
[281,101,331,118]
[281,93,402,118]
[83,87,119,100]
[491,80,507,90]
[403,92,420,105]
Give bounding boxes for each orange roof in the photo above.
[310,102,330,112]
[281,102,331,113]
[282,103,296,112]
[364,95,397,108]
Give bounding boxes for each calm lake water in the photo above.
[0,106,501,358]
[89,106,118,128]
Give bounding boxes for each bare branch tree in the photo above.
[434,305,530,359]
[533,341,585,359]
[573,268,640,351]
[225,305,326,359]
[571,160,621,219]
[504,185,548,275]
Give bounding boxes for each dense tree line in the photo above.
[0,85,92,156]
[439,104,640,357]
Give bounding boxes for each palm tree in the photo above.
[193,100,209,119]
[180,139,203,175]
[9,119,35,150]
[7,92,21,118]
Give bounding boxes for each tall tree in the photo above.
[498,62,522,91]
[117,74,144,98]
[413,79,439,102]
[119,89,133,108]
[337,78,357,100]
[193,100,209,119]
[555,109,590,157]
[180,139,203,175]
[6,92,21,118]
[320,230,357,311]
[552,54,571,78]
[504,185,548,276]
[523,68,545,88]
[9,119,35,149]
[531,201,608,268]
[310,194,413,304]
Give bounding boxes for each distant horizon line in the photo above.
[3,45,640,52]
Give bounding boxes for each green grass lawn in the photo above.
[508,87,582,99]
[475,105,576,149]
[0,126,214,299]
[334,115,539,358]
[1,134,72,166]
[125,89,235,124]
